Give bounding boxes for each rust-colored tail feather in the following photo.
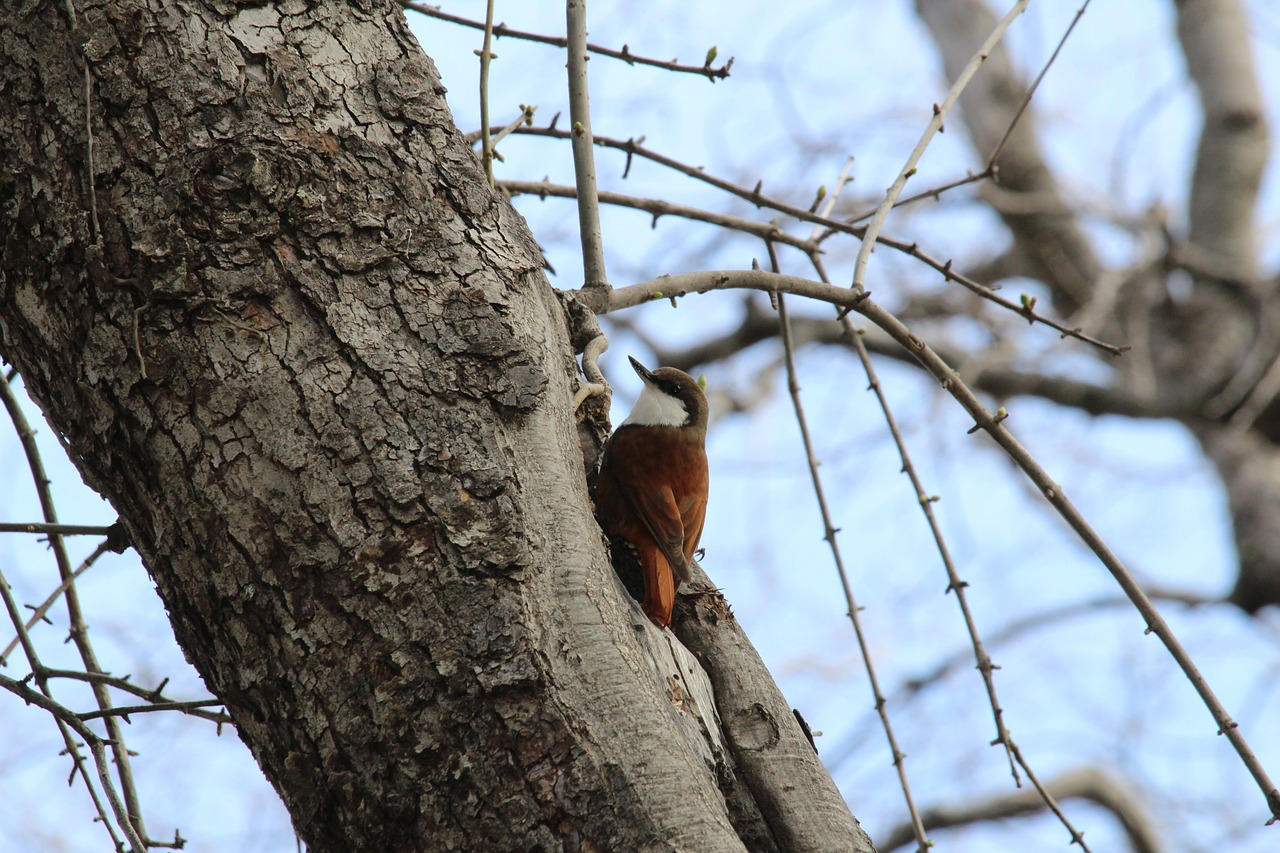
[639,546,675,627]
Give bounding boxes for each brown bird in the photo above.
[594,357,709,627]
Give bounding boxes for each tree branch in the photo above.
[565,0,609,297]
[511,179,1125,354]
[402,1,733,81]
[853,0,1028,291]
[879,767,1163,853]
[1176,0,1268,287]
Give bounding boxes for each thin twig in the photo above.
[0,669,145,852]
[815,265,1017,787]
[849,290,1280,828]
[478,0,496,185]
[0,541,105,665]
[0,566,133,852]
[810,249,1093,848]
[565,0,609,296]
[853,0,1029,291]
[58,0,103,245]
[513,125,985,242]
[402,2,733,81]
[767,245,931,853]
[0,379,149,842]
[501,179,820,253]
[490,104,537,149]
[42,668,233,725]
[0,522,116,535]
[986,1,1094,169]
[79,699,228,722]
[509,177,1125,354]
[841,167,994,227]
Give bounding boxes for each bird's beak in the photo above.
[628,356,655,384]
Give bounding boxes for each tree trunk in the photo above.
[0,1,870,850]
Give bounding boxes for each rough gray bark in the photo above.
[914,0,1279,611]
[0,1,870,851]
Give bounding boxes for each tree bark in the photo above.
[0,1,870,850]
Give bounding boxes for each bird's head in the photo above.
[620,356,708,432]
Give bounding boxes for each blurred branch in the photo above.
[402,2,733,81]
[879,767,1163,853]
[644,299,1175,419]
[828,587,1216,770]
[1176,0,1268,286]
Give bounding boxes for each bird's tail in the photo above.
[639,548,675,627]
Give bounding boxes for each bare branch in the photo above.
[502,179,820,253]
[0,522,116,535]
[510,176,1125,353]
[880,767,1163,853]
[1,541,105,666]
[0,569,140,852]
[769,247,932,853]
[79,699,229,722]
[807,248,1090,845]
[565,0,609,296]
[985,1,1093,168]
[643,301,1168,419]
[43,668,232,725]
[0,378,149,839]
[853,0,1028,291]
[402,2,733,81]
[477,0,496,185]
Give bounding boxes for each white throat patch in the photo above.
[621,383,687,427]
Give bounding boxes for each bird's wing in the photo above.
[678,494,706,575]
[625,484,691,583]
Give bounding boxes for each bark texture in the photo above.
[0,1,869,851]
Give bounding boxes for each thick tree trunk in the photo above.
[0,1,870,850]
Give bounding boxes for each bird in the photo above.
[594,356,709,627]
